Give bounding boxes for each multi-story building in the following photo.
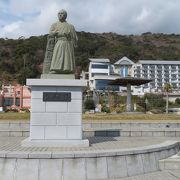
[88,58,120,91]
[133,60,180,95]
[88,57,180,95]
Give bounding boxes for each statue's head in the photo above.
[58,9,67,22]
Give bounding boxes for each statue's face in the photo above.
[58,10,67,22]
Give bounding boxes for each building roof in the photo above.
[109,77,152,86]
[138,60,180,65]
[114,56,134,65]
[89,58,110,63]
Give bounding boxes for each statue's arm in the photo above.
[48,23,58,37]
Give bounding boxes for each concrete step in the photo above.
[159,152,180,170]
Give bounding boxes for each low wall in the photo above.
[83,121,180,129]
[84,129,180,138]
[0,141,179,179]
[0,120,29,137]
[0,120,179,138]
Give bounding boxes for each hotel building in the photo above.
[88,57,180,95]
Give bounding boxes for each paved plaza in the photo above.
[0,136,179,153]
[0,135,179,180]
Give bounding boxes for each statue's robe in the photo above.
[49,21,78,73]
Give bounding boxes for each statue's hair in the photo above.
[58,9,67,19]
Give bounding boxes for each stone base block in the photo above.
[41,74,75,79]
[21,138,89,147]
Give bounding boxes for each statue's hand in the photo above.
[64,33,71,40]
[48,32,58,38]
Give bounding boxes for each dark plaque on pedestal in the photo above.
[43,92,71,102]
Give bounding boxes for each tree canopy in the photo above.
[0,32,180,85]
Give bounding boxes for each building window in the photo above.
[171,75,177,79]
[15,98,20,106]
[16,91,21,96]
[149,65,155,69]
[150,83,155,88]
[91,73,108,77]
[172,83,177,88]
[95,80,119,91]
[157,65,162,69]
[91,64,109,69]
[143,65,148,69]
[171,65,177,69]
[4,98,13,106]
[120,66,128,77]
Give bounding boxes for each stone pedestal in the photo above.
[22,79,89,147]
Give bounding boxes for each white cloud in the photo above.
[3,21,22,33]
[1,21,23,37]
[136,8,151,22]
[0,0,180,38]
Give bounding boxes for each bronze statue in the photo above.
[42,9,78,75]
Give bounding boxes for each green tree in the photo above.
[175,98,180,105]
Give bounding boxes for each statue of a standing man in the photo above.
[42,9,78,75]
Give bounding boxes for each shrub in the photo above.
[84,99,95,110]
[5,108,19,113]
[175,98,180,105]
[101,106,111,113]
[136,104,145,112]
[19,108,30,113]
[113,104,126,113]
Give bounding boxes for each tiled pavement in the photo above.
[0,136,179,152]
[0,136,179,179]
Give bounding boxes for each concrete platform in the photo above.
[21,137,89,147]
[159,152,180,170]
[116,170,180,180]
[0,136,179,179]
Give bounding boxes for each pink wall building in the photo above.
[1,84,31,110]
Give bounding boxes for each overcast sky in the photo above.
[0,0,180,39]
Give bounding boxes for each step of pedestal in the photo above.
[159,152,180,170]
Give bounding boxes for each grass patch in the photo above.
[0,112,30,120]
[83,113,180,121]
[0,112,180,121]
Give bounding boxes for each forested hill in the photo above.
[0,32,180,84]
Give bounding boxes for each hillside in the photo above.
[0,32,180,84]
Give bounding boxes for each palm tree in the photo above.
[164,83,172,114]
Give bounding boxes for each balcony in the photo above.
[164,70,169,73]
[172,83,177,88]
[171,70,178,74]
[157,78,162,82]
[135,71,141,74]
[157,70,162,74]
[171,76,177,79]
